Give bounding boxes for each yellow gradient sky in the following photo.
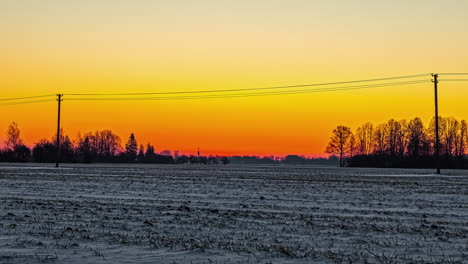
[1,0,468,156]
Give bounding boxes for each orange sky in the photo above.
[1,1,468,156]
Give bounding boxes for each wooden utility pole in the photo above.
[56,94,63,168]
[432,74,440,174]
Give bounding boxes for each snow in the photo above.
[0,165,467,263]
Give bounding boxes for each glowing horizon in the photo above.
[2,1,468,156]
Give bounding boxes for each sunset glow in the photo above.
[2,0,468,156]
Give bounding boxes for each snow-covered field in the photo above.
[0,164,467,263]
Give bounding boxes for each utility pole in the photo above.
[432,74,440,174]
[56,94,63,168]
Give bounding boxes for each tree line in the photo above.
[0,122,230,165]
[230,155,338,165]
[326,117,468,168]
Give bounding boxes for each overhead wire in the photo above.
[65,73,430,96]
[65,79,428,101]
[3,73,466,104]
[0,94,55,102]
[438,73,468,75]
[0,99,55,107]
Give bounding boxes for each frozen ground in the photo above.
[0,164,467,264]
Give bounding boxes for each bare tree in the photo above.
[444,117,460,157]
[465,120,468,156]
[407,117,426,157]
[348,133,357,157]
[428,116,467,157]
[78,130,121,160]
[325,125,352,167]
[356,122,373,155]
[428,116,446,156]
[99,130,121,157]
[373,124,387,154]
[455,120,467,158]
[385,119,406,156]
[5,122,23,150]
[396,120,408,156]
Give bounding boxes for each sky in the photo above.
[1,0,468,156]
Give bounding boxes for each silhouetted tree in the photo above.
[51,130,75,162]
[456,120,467,158]
[5,122,23,150]
[347,116,468,169]
[60,135,75,162]
[125,133,138,161]
[137,144,145,161]
[0,122,32,161]
[13,144,31,162]
[407,117,426,157]
[348,133,357,157]
[356,122,373,155]
[396,120,408,156]
[373,124,387,154]
[33,139,56,162]
[385,119,405,156]
[144,143,156,162]
[80,130,121,160]
[77,136,94,163]
[325,125,353,167]
[98,130,121,158]
[428,116,445,155]
[443,117,459,156]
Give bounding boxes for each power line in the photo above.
[0,94,55,102]
[65,80,428,101]
[440,79,468,81]
[66,80,428,101]
[65,73,430,97]
[438,73,468,75]
[0,73,433,102]
[0,99,55,107]
[1,73,465,102]
[2,73,463,104]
